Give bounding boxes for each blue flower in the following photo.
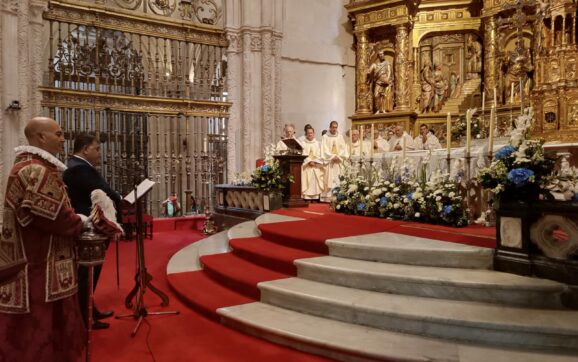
[395,175,401,185]
[406,193,413,200]
[443,205,453,215]
[495,145,516,160]
[379,196,388,207]
[336,193,345,201]
[357,203,366,211]
[507,168,535,187]
[261,165,269,172]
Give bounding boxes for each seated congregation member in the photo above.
[0,117,86,362]
[321,120,348,202]
[301,126,325,201]
[63,132,121,330]
[389,125,416,152]
[348,129,370,157]
[414,123,442,151]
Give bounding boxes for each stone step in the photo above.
[295,256,567,308]
[218,302,577,362]
[326,232,493,269]
[258,278,578,351]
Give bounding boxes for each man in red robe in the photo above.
[0,117,86,362]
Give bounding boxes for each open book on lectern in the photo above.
[123,178,155,204]
[282,138,303,154]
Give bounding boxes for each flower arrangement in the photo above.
[231,171,252,186]
[332,161,467,227]
[478,107,577,205]
[451,109,488,142]
[250,158,293,192]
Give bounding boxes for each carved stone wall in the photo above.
[0,0,47,223]
[224,0,284,176]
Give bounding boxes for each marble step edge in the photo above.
[218,302,577,362]
[258,278,578,350]
[326,232,493,269]
[294,256,566,308]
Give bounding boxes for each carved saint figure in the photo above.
[366,50,394,113]
[466,34,482,79]
[419,62,434,113]
[503,40,533,104]
[432,64,449,112]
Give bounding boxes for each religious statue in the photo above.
[366,49,394,113]
[432,64,448,113]
[503,40,533,104]
[419,62,434,113]
[466,34,482,79]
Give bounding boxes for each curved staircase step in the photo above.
[218,303,577,362]
[168,271,254,320]
[230,237,323,274]
[327,232,493,269]
[258,278,578,351]
[200,253,290,299]
[296,256,567,308]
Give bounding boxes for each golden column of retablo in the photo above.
[395,24,410,111]
[483,16,498,103]
[356,30,372,114]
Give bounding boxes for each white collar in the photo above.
[14,145,67,172]
[72,154,94,167]
[326,132,339,137]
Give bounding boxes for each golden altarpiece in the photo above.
[41,0,230,216]
[346,0,578,145]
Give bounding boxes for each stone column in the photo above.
[483,16,498,104]
[225,0,283,175]
[0,0,46,226]
[395,24,410,111]
[355,30,372,114]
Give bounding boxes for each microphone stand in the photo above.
[116,183,179,337]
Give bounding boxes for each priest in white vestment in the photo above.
[371,131,390,157]
[321,121,348,202]
[414,124,442,151]
[348,129,371,157]
[276,123,301,153]
[389,125,415,152]
[301,127,324,200]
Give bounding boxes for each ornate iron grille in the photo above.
[41,1,230,216]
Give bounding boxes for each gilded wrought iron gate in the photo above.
[41,0,230,216]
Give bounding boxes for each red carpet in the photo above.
[93,226,334,362]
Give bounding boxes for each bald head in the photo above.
[24,117,64,156]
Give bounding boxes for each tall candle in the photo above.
[402,136,406,160]
[349,127,353,149]
[488,106,495,152]
[370,124,375,157]
[481,90,486,126]
[466,110,472,153]
[510,83,514,104]
[520,79,524,112]
[203,137,208,153]
[493,87,497,107]
[446,112,451,155]
[360,125,364,155]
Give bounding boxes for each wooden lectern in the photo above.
[274,139,308,208]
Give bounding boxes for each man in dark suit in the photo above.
[63,133,121,330]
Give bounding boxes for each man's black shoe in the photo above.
[92,320,110,330]
[94,309,114,320]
